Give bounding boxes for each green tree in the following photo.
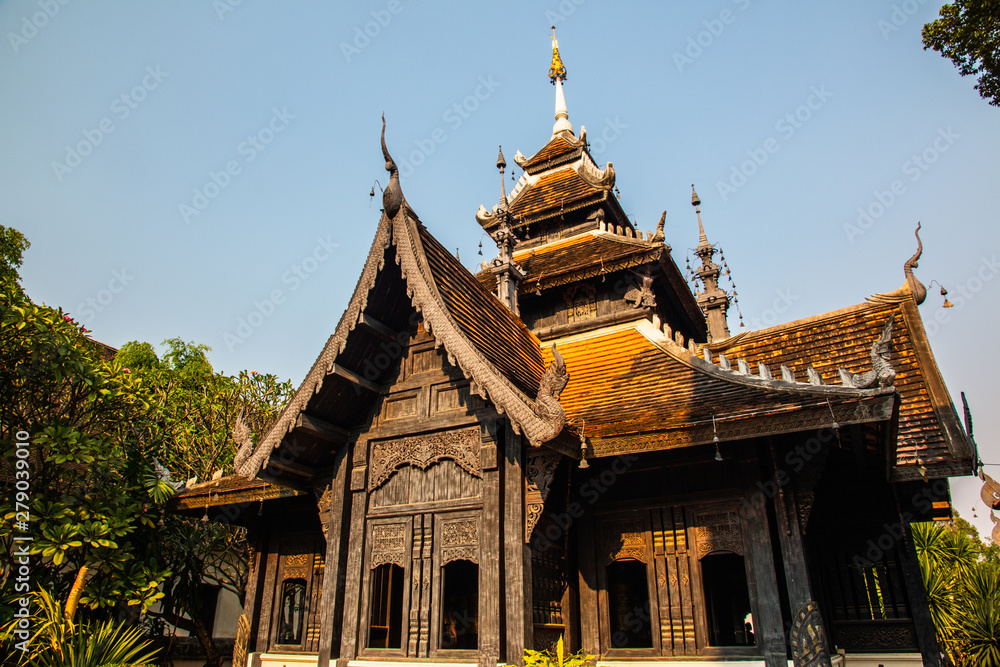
[113,338,291,667]
[914,516,1000,666]
[0,225,29,287]
[923,0,1000,107]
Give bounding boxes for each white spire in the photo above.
[553,77,573,135]
[548,30,573,136]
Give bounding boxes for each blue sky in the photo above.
[2,0,998,535]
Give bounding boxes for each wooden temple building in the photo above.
[174,36,976,667]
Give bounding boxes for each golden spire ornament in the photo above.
[548,26,568,83]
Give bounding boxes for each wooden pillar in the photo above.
[742,464,788,667]
[479,420,502,667]
[504,422,528,664]
[242,530,268,655]
[577,505,600,657]
[336,449,369,667]
[317,446,351,667]
[894,487,942,667]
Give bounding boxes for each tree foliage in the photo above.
[923,0,1000,107]
[0,227,293,666]
[914,516,1000,666]
[0,225,29,287]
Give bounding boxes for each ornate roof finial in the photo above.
[380,114,402,219]
[549,27,573,136]
[905,223,927,305]
[548,26,568,83]
[692,184,709,248]
[691,185,730,342]
[497,145,509,212]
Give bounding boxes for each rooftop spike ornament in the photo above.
[691,185,731,342]
[549,27,573,136]
[380,114,403,219]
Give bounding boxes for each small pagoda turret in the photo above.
[691,185,731,342]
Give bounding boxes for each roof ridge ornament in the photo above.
[866,223,930,305]
[549,27,573,136]
[839,315,897,388]
[905,222,927,305]
[381,114,403,219]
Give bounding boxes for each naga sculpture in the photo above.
[533,345,570,443]
[381,114,403,219]
[904,223,927,305]
[839,315,896,389]
[232,410,262,479]
[650,210,665,244]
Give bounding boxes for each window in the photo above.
[368,564,404,649]
[701,553,754,647]
[606,560,653,649]
[276,578,307,645]
[440,560,478,650]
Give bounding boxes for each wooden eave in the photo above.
[518,132,584,174]
[236,205,570,484]
[705,294,974,480]
[167,475,304,515]
[508,167,614,227]
[543,321,897,459]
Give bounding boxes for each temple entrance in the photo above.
[359,508,482,659]
[594,503,759,658]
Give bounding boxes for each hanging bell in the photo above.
[941,286,953,308]
[477,240,483,256]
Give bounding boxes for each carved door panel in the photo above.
[430,510,480,656]
[269,537,321,652]
[596,511,661,657]
[359,516,413,655]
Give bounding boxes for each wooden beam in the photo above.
[480,422,501,667]
[357,312,399,343]
[316,447,351,667]
[741,461,789,667]
[331,364,380,394]
[504,422,528,664]
[295,413,350,445]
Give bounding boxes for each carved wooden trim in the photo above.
[525,451,561,542]
[563,284,597,323]
[313,483,333,542]
[370,523,408,569]
[368,428,482,491]
[604,518,648,564]
[693,509,744,558]
[234,218,391,479]
[392,214,567,447]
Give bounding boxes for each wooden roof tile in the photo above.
[713,300,972,475]
[510,167,606,222]
[544,325,896,459]
[417,222,545,398]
